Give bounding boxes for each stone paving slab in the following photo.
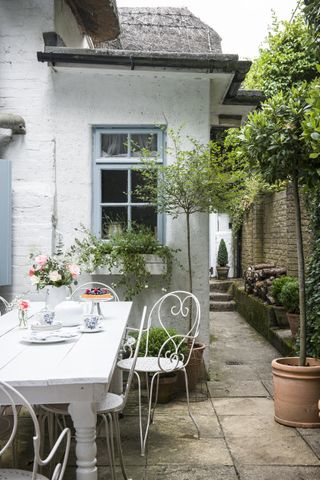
[220,415,299,439]
[228,434,320,466]
[208,379,269,397]
[212,397,275,416]
[149,413,223,438]
[146,465,238,479]
[237,465,320,480]
[147,437,233,466]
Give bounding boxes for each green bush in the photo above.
[217,239,228,267]
[138,327,188,358]
[271,276,297,306]
[280,280,300,314]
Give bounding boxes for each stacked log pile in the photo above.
[244,264,287,304]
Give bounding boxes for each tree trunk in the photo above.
[292,176,306,366]
[186,212,193,331]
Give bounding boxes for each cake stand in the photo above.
[80,296,113,318]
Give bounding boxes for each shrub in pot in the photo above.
[280,279,300,338]
[270,276,296,328]
[216,239,229,280]
[138,327,189,403]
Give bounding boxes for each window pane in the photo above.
[101,134,128,157]
[101,170,127,203]
[131,134,158,157]
[132,206,157,236]
[101,207,127,238]
[131,170,156,202]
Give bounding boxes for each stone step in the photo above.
[209,280,233,293]
[210,300,236,312]
[210,292,233,302]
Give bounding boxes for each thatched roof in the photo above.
[66,0,120,43]
[98,7,222,54]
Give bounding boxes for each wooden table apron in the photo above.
[0,301,133,480]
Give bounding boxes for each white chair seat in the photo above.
[96,393,124,413]
[118,356,183,373]
[0,469,48,480]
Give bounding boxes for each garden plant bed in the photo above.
[232,284,295,357]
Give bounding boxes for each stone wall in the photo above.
[241,185,311,277]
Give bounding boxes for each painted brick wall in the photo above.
[241,185,311,277]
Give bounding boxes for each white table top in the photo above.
[0,301,132,396]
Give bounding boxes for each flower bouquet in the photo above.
[28,254,80,290]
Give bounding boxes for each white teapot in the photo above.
[54,300,83,327]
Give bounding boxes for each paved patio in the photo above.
[2,310,320,479]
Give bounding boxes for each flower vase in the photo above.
[18,309,28,328]
[45,285,67,309]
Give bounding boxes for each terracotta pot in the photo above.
[216,266,229,280]
[273,306,289,329]
[286,312,299,338]
[185,342,206,391]
[151,373,177,404]
[272,357,320,428]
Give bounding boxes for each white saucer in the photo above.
[22,332,79,344]
[79,325,104,333]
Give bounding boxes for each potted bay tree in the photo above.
[236,82,320,427]
[216,239,229,280]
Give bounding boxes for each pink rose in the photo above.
[19,299,30,310]
[28,268,35,277]
[35,255,48,266]
[68,263,80,278]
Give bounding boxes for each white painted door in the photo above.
[209,212,233,277]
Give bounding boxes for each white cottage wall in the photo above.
[0,0,55,297]
[51,69,210,347]
[0,0,211,355]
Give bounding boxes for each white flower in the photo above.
[161,287,167,292]
[49,271,62,282]
[144,284,149,289]
[30,276,40,285]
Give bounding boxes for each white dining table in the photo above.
[0,300,133,480]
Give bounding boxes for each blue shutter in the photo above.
[0,160,12,285]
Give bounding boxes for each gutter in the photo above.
[37,47,263,106]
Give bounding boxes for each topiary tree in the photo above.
[217,239,228,267]
[236,82,320,366]
[136,129,244,329]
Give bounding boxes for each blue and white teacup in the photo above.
[37,309,55,325]
[82,314,100,330]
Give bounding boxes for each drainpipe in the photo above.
[0,114,26,134]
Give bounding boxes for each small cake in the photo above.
[80,288,113,300]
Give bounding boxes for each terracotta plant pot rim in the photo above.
[272,357,320,375]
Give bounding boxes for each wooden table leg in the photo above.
[69,402,97,480]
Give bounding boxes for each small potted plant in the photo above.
[216,239,229,280]
[270,276,295,328]
[138,327,188,403]
[280,279,300,339]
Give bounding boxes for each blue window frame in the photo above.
[93,127,164,241]
[0,160,12,286]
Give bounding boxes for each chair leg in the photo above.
[183,367,200,439]
[113,412,131,480]
[150,374,160,424]
[101,413,116,480]
[142,372,159,456]
[134,371,144,457]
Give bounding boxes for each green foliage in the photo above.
[306,189,320,358]
[237,83,320,187]
[244,14,318,97]
[217,239,228,267]
[138,327,188,358]
[271,276,297,306]
[69,225,176,300]
[280,280,300,314]
[303,0,320,38]
[302,74,320,159]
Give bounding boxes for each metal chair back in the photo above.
[0,381,71,480]
[143,291,201,372]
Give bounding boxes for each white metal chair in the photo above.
[0,296,11,316]
[117,290,201,456]
[40,307,146,480]
[0,381,71,480]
